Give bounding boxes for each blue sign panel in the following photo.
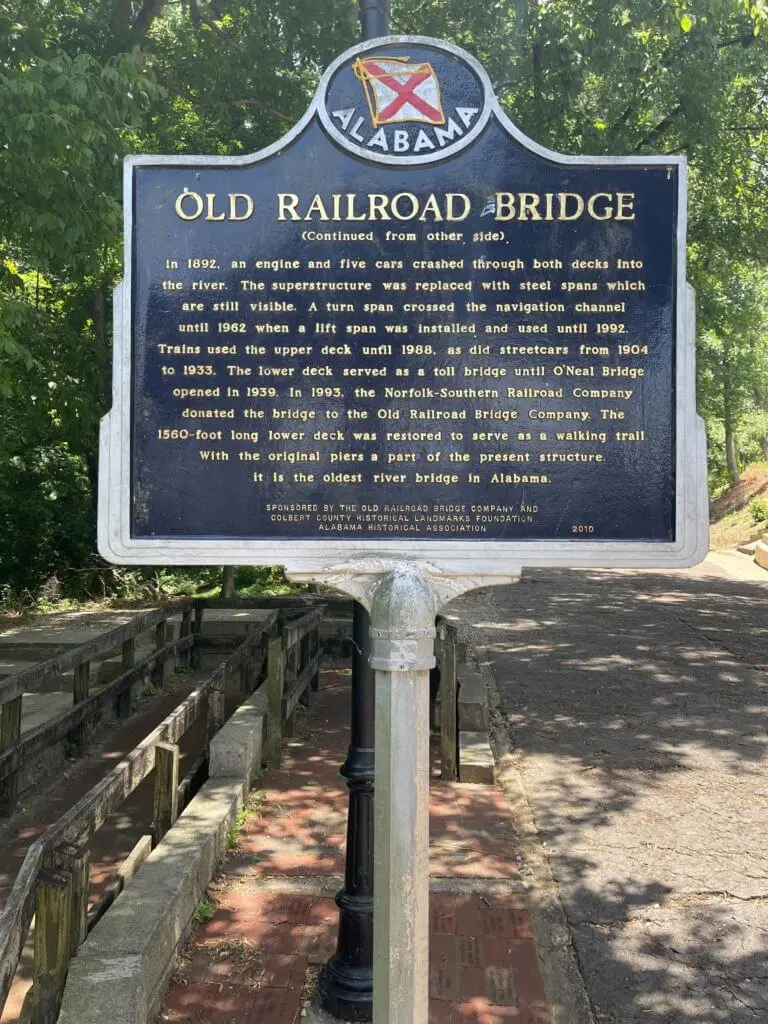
[123,38,684,546]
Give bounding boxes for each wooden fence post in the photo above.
[284,640,298,738]
[153,742,180,843]
[298,632,311,712]
[48,842,89,958]
[72,661,90,755]
[118,638,135,719]
[439,623,458,781]
[311,626,320,692]
[181,609,192,668]
[239,654,251,698]
[206,688,225,748]
[121,637,135,671]
[29,868,72,1024]
[192,603,205,669]
[0,696,22,815]
[264,637,285,768]
[153,621,166,688]
[73,661,90,707]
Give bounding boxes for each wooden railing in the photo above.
[0,600,196,816]
[0,605,284,1023]
[264,607,323,768]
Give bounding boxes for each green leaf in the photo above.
[680,14,693,31]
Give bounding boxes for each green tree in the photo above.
[695,260,768,485]
[2,0,768,599]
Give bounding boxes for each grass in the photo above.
[710,505,767,550]
[194,580,298,600]
[226,806,250,851]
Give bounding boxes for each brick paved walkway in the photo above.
[157,669,550,1024]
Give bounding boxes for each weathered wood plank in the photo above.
[121,638,135,671]
[180,610,192,668]
[0,600,194,704]
[29,868,72,1024]
[0,634,196,784]
[282,608,324,651]
[0,841,44,1011]
[153,742,180,843]
[264,637,285,768]
[117,638,135,719]
[0,619,292,1018]
[45,633,246,847]
[47,843,89,959]
[206,689,225,748]
[239,655,250,697]
[193,602,205,638]
[201,595,339,611]
[72,662,90,755]
[152,621,166,687]
[72,662,90,707]
[86,833,152,931]
[310,627,320,692]
[283,639,298,738]
[0,696,22,814]
[282,651,321,722]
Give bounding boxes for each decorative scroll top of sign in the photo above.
[98,34,708,575]
[319,40,489,163]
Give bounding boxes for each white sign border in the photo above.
[98,34,709,577]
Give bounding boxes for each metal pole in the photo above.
[318,9,390,1019]
[370,568,435,1024]
[358,0,390,39]
[318,602,375,1020]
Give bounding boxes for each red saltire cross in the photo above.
[364,61,442,123]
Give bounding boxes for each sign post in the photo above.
[369,567,433,1024]
[100,28,709,1024]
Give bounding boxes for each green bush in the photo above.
[192,898,216,926]
[234,564,294,595]
[0,443,95,599]
[748,497,768,525]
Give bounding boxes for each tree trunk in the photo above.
[763,432,768,462]
[221,566,236,598]
[724,416,740,486]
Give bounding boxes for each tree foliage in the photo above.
[695,260,768,484]
[1,0,767,600]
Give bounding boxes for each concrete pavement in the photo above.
[453,557,767,1024]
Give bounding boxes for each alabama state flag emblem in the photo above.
[353,56,446,127]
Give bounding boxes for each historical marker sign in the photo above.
[99,35,707,574]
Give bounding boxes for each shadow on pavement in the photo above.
[455,567,768,1024]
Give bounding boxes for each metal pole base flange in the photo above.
[319,948,374,1022]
